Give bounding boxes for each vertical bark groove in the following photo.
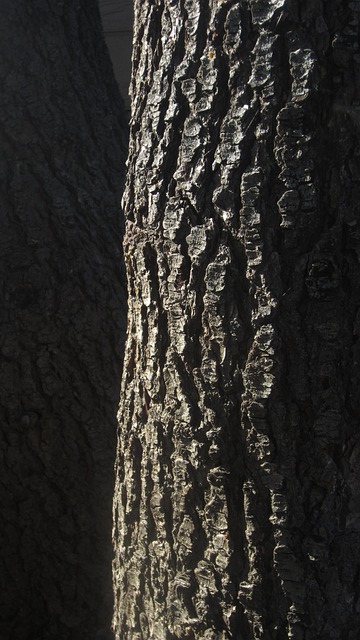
[114,1,360,638]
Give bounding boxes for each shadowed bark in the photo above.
[0,1,127,638]
[113,1,360,638]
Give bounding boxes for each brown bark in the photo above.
[113,0,360,639]
[0,2,127,638]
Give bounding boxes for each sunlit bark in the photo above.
[113,1,360,638]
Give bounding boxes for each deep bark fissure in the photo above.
[114,0,360,638]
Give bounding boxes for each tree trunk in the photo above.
[0,2,127,638]
[113,1,360,638]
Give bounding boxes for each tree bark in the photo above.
[0,2,127,638]
[113,1,360,638]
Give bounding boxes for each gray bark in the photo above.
[113,0,360,639]
[0,2,127,638]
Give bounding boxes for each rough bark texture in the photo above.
[113,0,360,639]
[0,2,127,638]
